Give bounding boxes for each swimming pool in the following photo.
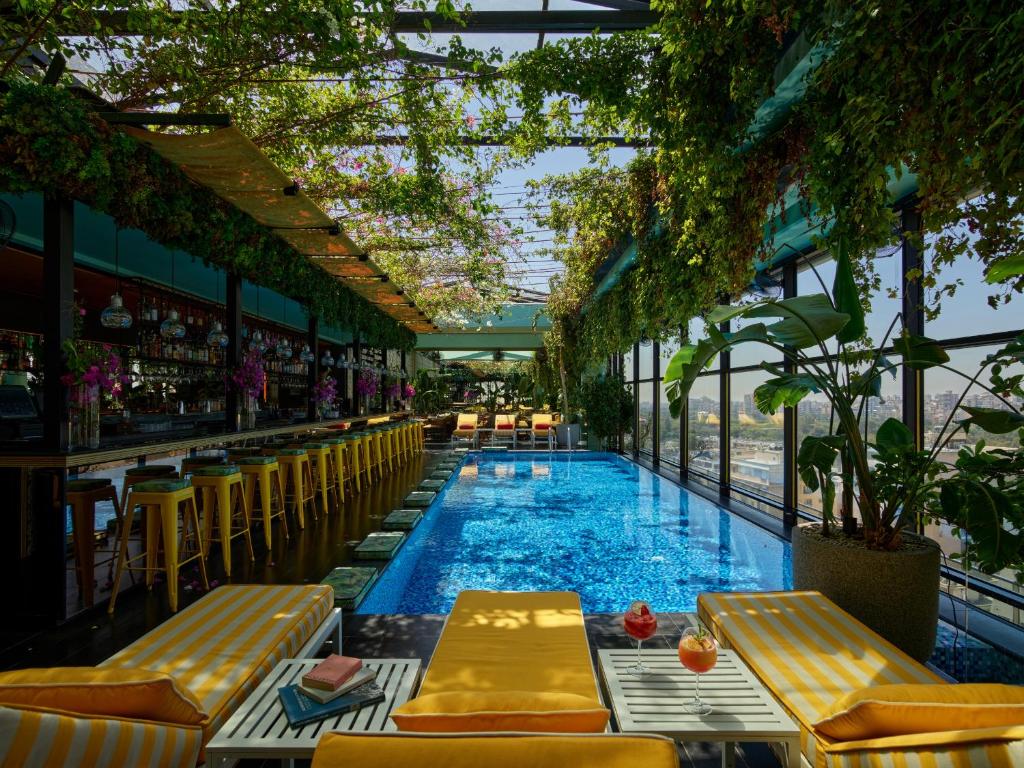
[358,452,793,614]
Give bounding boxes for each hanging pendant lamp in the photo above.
[160,253,186,339]
[101,223,133,329]
[207,272,229,347]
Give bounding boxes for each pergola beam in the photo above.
[364,134,647,148]
[25,9,658,36]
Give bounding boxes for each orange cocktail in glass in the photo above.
[678,625,717,714]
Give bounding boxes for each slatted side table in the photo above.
[598,648,800,768]
[206,658,420,768]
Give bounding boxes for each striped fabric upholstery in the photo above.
[0,705,202,767]
[101,584,332,744]
[698,591,1023,768]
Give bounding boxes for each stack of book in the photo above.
[278,655,385,728]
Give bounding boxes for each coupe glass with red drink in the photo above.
[623,600,658,676]
[678,625,718,714]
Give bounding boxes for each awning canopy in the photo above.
[122,125,434,335]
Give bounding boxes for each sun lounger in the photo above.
[391,590,609,733]
[531,412,557,449]
[699,590,1024,768]
[451,413,479,447]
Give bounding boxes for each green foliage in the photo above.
[580,373,633,448]
[505,0,1024,370]
[0,83,414,349]
[664,246,1024,565]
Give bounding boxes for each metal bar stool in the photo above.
[341,436,362,493]
[226,446,262,462]
[382,427,397,473]
[274,448,315,527]
[323,437,347,505]
[237,456,287,550]
[191,465,255,576]
[355,433,375,487]
[67,478,124,607]
[108,478,208,614]
[369,430,386,481]
[119,464,178,515]
[180,453,226,479]
[302,442,336,517]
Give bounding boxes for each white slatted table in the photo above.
[598,648,800,768]
[206,658,420,768]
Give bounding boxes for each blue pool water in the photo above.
[359,452,793,614]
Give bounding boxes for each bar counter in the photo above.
[0,413,411,469]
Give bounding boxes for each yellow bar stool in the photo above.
[411,420,423,454]
[387,427,400,470]
[119,464,178,515]
[67,478,124,607]
[370,430,387,480]
[302,442,336,517]
[191,465,255,576]
[341,436,362,493]
[237,456,287,550]
[323,437,347,505]
[378,428,394,475]
[179,454,225,479]
[275,448,315,527]
[399,423,411,464]
[356,433,375,487]
[108,477,208,614]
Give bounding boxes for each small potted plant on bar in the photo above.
[664,244,1024,661]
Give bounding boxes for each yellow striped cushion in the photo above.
[818,731,1024,767]
[0,667,206,726]
[0,705,202,767]
[100,584,332,743]
[698,591,942,767]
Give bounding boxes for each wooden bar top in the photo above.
[0,413,413,469]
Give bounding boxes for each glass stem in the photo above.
[636,638,643,668]
[694,672,701,706]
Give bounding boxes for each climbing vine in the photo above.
[506,0,1024,366]
[0,83,416,349]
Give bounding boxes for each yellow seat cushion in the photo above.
[100,584,333,743]
[391,690,609,733]
[813,683,1024,741]
[416,591,601,702]
[311,732,678,768]
[0,667,206,726]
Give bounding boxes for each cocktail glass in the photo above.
[623,600,658,676]
[678,625,717,714]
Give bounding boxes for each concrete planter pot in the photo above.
[791,523,941,662]
[555,422,581,448]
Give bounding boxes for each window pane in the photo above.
[925,345,1023,450]
[687,373,720,480]
[686,317,719,371]
[637,381,654,455]
[731,293,786,369]
[796,366,901,515]
[798,250,902,352]
[658,396,681,466]
[926,233,1024,339]
[638,340,654,380]
[729,369,785,504]
[623,347,634,383]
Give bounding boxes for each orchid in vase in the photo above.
[356,369,380,398]
[231,349,266,400]
[314,372,338,417]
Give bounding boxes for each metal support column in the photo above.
[652,341,661,465]
[42,194,74,451]
[353,335,362,415]
[901,205,925,449]
[718,322,731,497]
[782,262,799,525]
[632,343,640,457]
[307,316,319,422]
[225,272,242,431]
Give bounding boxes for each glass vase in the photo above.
[69,384,100,450]
[240,394,257,430]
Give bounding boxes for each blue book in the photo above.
[277,680,385,729]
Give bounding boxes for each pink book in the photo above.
[301,655,362,691]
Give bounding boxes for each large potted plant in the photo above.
[580,373,634,451]
[664,246,1024,661]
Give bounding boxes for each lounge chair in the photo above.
[493,413,516,447]
[530,412,557,449]
[698,590,1024,768]
[0,584,339,766]
[311,732,678,767]
[451,412,479,447]
[390,590,609,733]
